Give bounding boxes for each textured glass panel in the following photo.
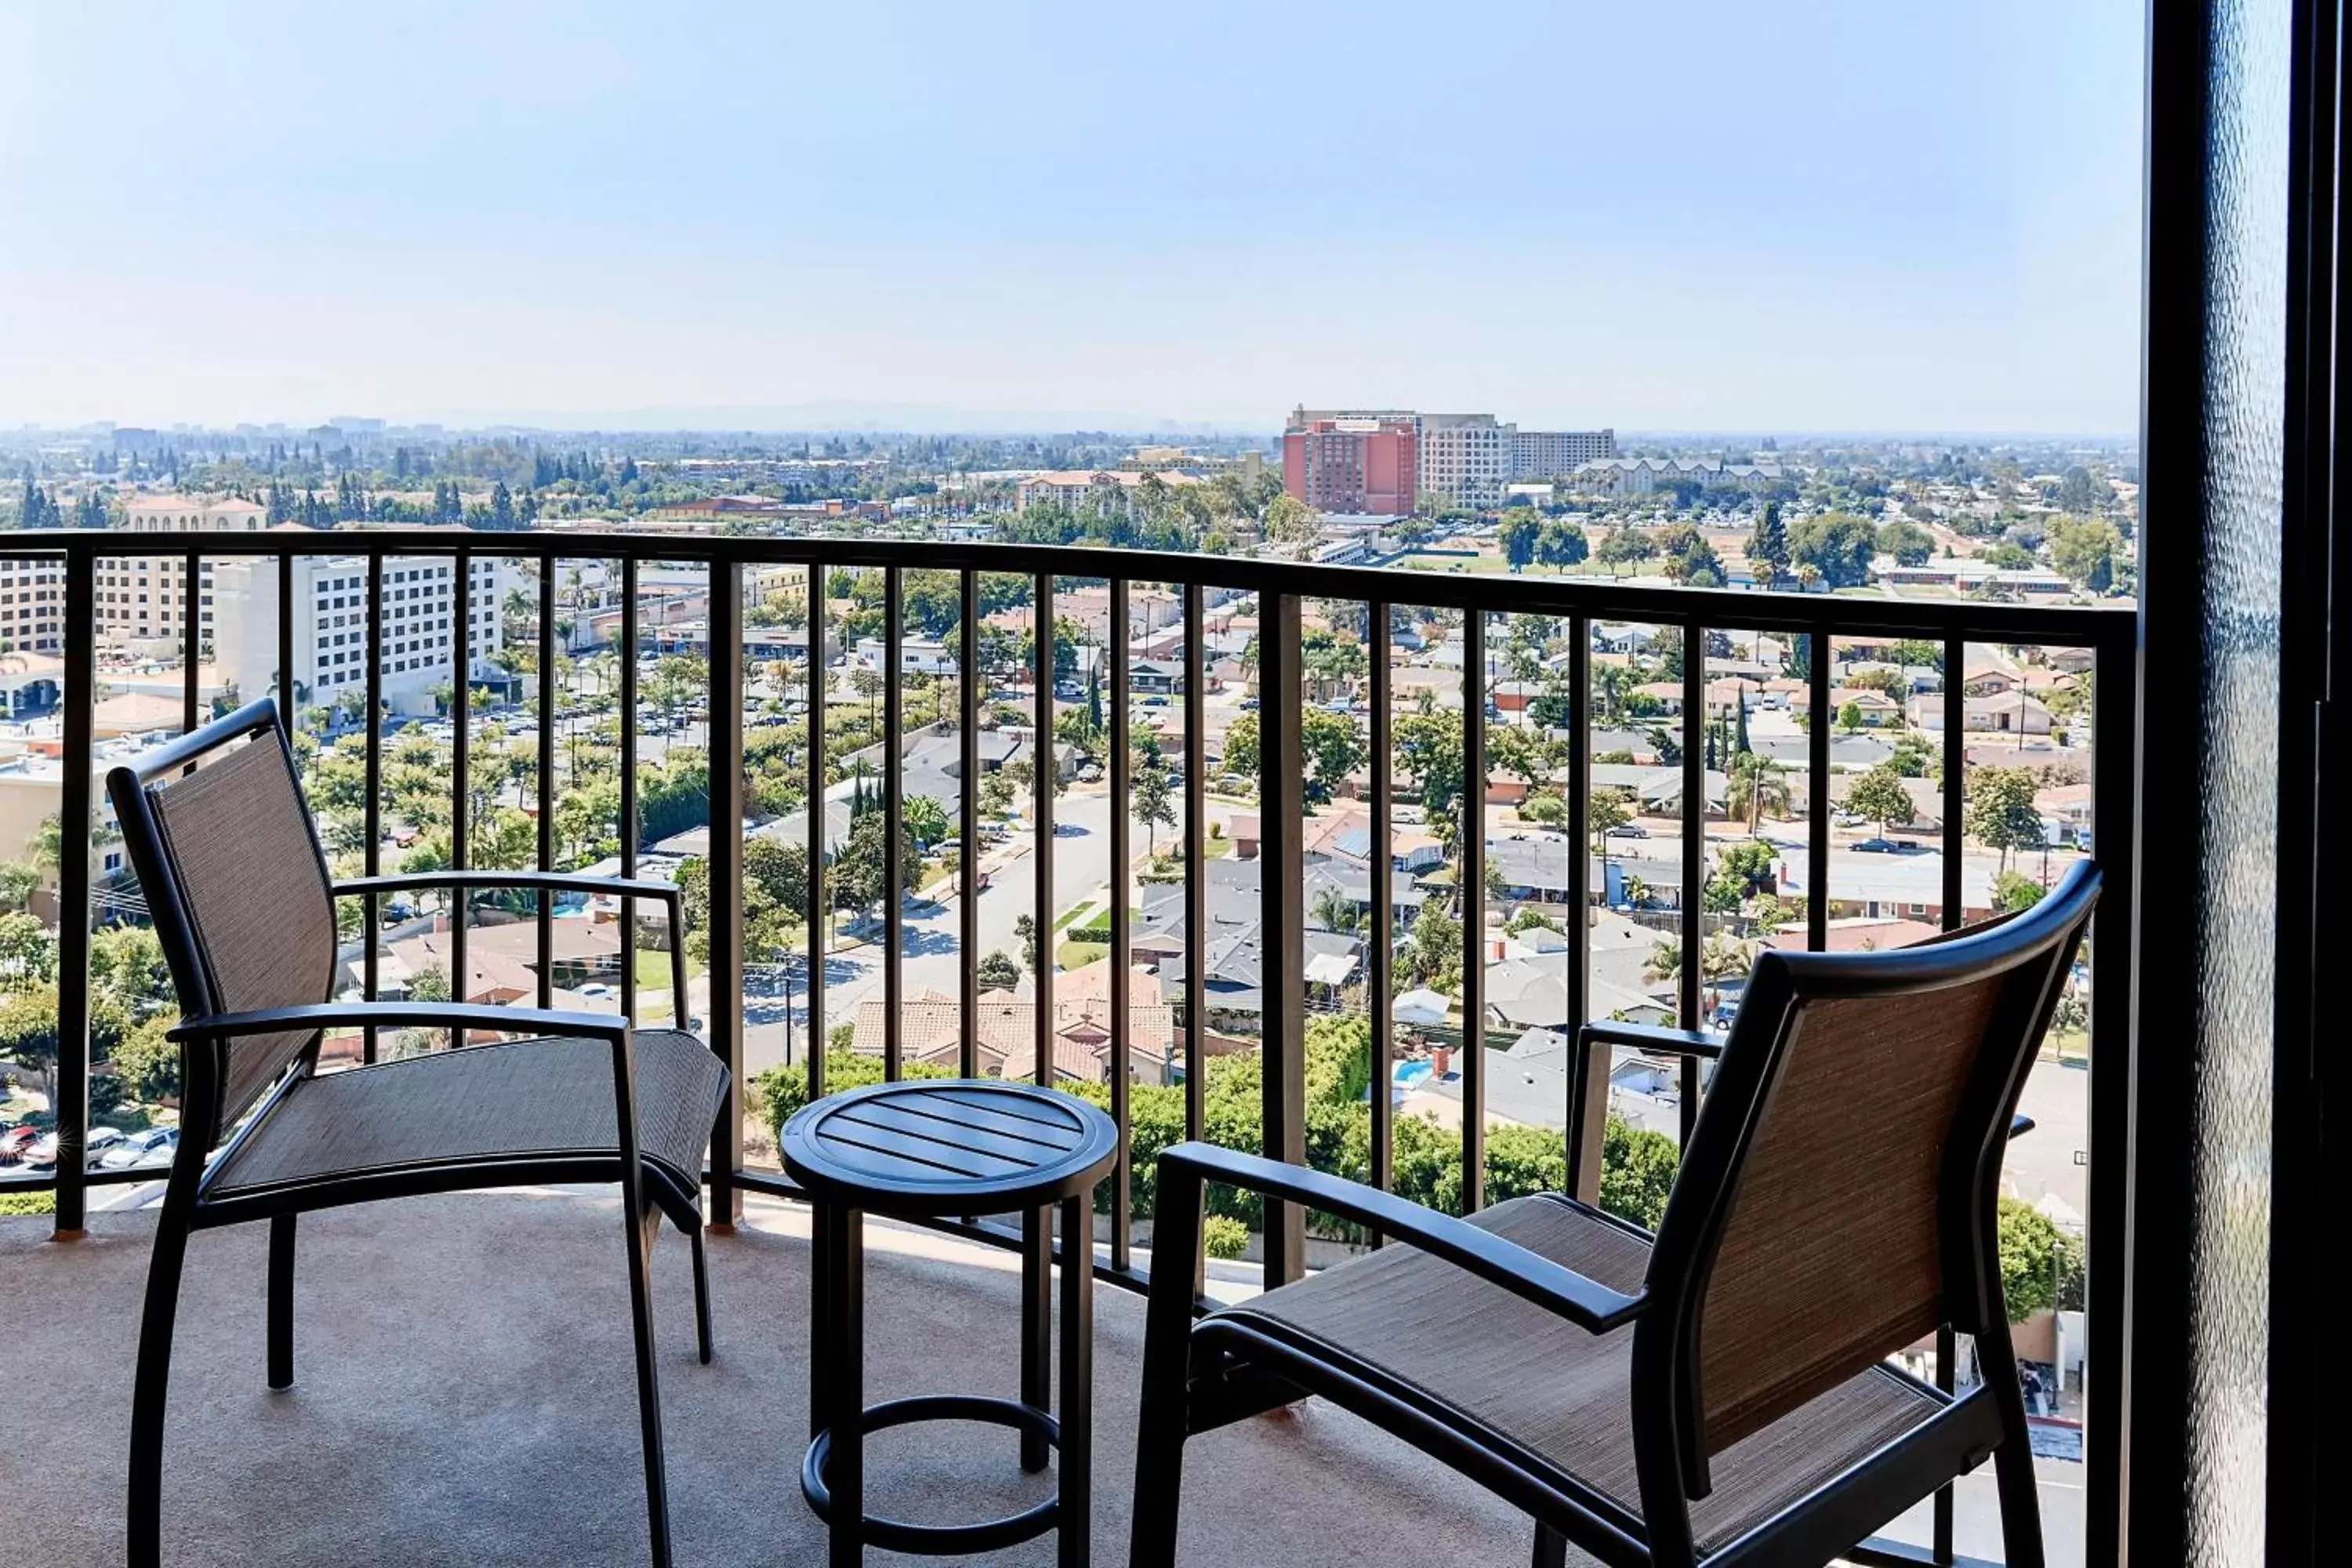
[2187,0,2286,1555]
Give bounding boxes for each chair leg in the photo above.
[622,1196,674,1568]
[268,1214,296,1390]
[1988,1365,2047,1568]
[1128,1196,1200,1568]
[1020,1205,1052,1474]
[1531,1522,1568,1568]
[127,1215,191,1568]
[689,1221,713,1365]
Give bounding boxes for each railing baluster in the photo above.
[619,557,638,1029]
[805,561,826,1102]
[53,548,94,1239]
[536,554,556,1011]
[1807,628,1831,952]
[450,547,470,1051]
[1182,582,1206,1142]
[1459,606,1486,1213]
[707,557,745,1222]
[364,552,383,1062]
[1258,590,1306,1280]
[1567,614,1603,1206]
[277,551,294,737]
[1679,619,1704,1148]
[1935,633,1971,1566]
[1032,572,1054,1089]
[959,569,979,1076]
[1941,636,1966,927]
[884,568,903,1082]
[1109,579,1132,1271]
[1368,597,1393,1222]
[180,550,201,745]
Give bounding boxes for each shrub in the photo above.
[1202,1215,1249,1260]
[0,1190,56,1216]
[752,1051,954,1142]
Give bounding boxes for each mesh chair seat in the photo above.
[209,1029,728,1208]
[1225,1194,1944,1555]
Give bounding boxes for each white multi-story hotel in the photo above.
[1418,414,1516,507]
[79,495,270,659]
[0,557,65,656]
[1510,427,1617,479]
[213,553,507,715]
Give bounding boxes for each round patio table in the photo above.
[782,1079,1120,1567]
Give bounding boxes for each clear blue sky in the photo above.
[0,2,2144,435]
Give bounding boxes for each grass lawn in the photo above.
[1053,901,1096,933]
[1202,834,1236,858]
[634,947,706,992]
[1055,939,1109,970]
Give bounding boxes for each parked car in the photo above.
[100,1127,179,1171]
[1075,762,1104,783]
[1606,823,1649,839]
[0,1124,43,1163]
[1853,837,1897,853]
[83,1127,128,1168]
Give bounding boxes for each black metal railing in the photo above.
[0,527,2134,1566]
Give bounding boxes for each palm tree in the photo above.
[1644,931,1754,1019]
[1310,885,1359,934]
[1728,753,1792,836]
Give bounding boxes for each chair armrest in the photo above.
[336,871,681,905]
[171,1001,630,1044]
[2009,1113,2034,1140]
[1156,1142,1645,1334]
[1574,1020,1724,1062]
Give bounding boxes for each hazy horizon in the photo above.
[1,2,2143,435]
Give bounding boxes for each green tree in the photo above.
[1965,767,2045,872]
[0,911,56,989]
[1497,510,1541,572]
[1129,763,1176,855]
[1997,1196,2084,1321]
[1845,765,1917,838]
[107,1014,181,1105]
[976,951,1022,991]
[1534,518,1588,568]
[2046,514,2123,592]
[1747,500,1790,583]
[1788,512,1878,587]
[1875,517,1934,567]
[1014,913,1040,971]
[1993,869,2048,914]
[0,860,39,915]
[1221,712,1259,777]
[903,793,949,848]
[0,986,61,1105]
[1298,707,1367,804]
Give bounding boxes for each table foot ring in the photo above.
[803,1393,1064,1555]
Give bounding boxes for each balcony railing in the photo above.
[0,527,2135,1566]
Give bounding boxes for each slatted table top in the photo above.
[779,1080,1121,1215]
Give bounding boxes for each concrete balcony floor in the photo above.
[2,1189,1539,1566]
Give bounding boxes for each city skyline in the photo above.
[1,2,2141,435]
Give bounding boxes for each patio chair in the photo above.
[1132,860,2099,1568]
[107,700,728,1568]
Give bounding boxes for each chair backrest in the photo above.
[106,700,339,1148]
[1632,861,2099,1496]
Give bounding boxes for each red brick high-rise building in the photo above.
[1280,412,1418,516]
